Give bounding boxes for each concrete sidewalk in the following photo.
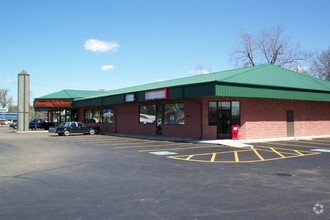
[199,135,330,148]
[104,133,330,148]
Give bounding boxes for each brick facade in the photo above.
[79,97,330,140]
[240,98,330,139]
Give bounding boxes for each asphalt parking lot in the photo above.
[0,127,329,219]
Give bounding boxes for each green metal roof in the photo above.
[36,89,103,100]
[76,64,330,101]
[220,64,330,91]
[36,65,330,105]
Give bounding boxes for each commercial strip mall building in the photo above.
[33,64,330,140]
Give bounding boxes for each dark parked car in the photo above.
[48,121,100,136]
[29,118,54,130]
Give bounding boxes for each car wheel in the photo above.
[64,130,71,136]
[89,129,96,135]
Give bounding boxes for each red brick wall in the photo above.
[294,101,330,136]
[163,100,202,138]
[202,99,217,139]
[116,104,155,135]
[115,100,202,138]
[201,98,330,140]
[240,98,330,139]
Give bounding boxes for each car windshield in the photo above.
[58,122,67,126]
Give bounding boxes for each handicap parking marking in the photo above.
[167,146,321,163]
[255,141,330,151]
[59,135,328,164]
[149,151,178,156]
[138,144,220,153]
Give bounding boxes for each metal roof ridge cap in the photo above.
[218,64,269,82]
[272,65,330,90]
[301,74,330,90]
[62,90,73,98]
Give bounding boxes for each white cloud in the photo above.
[156,79,165,82]
[101,65,114,71]
[84,39,119,53]
[189,69,209,75]
[291,65,310,73]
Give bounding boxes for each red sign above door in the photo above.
[34,100,72,108]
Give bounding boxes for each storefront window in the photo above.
[53,111,60,122]
[65,110,71,121]
[139,105,156,124]
[84,109,110,123]
[208,102,217,125]
[84,109,93,122]
[208,101,240,125]
[93,109,102,123]
[218,102,230,110]
[103,108,114,123]
[164,103,185,125]
[231,101,240,125]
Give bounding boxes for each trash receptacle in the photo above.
[231,125,239,140]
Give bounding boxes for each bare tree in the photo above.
[193,64,211,75]
[230,31,257,67]
[310,48,330,80]
[231,26,310,68]
[0,89,13,109]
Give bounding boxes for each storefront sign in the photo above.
[125,93,135,102]
[34,100,72,108]
[145,88,168,100]
[0,107,8,113]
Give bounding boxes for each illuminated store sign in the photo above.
[34,100,72,108]
[145,88,168,100]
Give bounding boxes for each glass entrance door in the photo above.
[217,102,231,139]
[218,110,231,139]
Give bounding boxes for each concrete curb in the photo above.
[199,135,330,148]
[14,130,49,134]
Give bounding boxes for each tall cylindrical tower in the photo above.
[17,70,30,131]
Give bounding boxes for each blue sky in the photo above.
[0,0,329,104]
